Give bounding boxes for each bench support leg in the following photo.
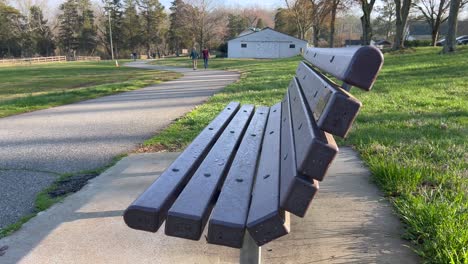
[240,232,261,264]
[342,82,352,91]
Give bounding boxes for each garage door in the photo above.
[255,42,280,58]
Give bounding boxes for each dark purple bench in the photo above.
[123,46,383,263]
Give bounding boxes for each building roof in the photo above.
[345,39,362,46]
[375,39,392,45]
[228,27,308,43]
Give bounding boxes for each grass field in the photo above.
[148,47,468,263]
[0,60,181,118]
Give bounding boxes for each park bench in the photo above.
[123,46,383,263]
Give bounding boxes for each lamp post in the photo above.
[107,1,114,60]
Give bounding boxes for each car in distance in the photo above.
[436,35,468,46]
[457,35,468,45]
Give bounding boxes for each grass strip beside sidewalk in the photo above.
[146,47,467,263]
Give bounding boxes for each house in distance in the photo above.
[227,27,308,59]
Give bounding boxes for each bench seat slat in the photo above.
[280,92,319,217]
[303,46,384,91]
[246,102,291,246]
[289,78,338,181]
[296,62,362,138]
[165,105,255,240]
[207,107,270,248]
[123,102,240,232]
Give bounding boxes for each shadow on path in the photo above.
[0,61,239,229]
[0,149,419,263]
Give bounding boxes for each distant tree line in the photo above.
[1,0,467,59]
[275,0,467,52]
[0,1,55,57]
[0,0,274,59]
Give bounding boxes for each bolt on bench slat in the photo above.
[296,62,362,138]
[280,91,319,218]
[207,107,270,248]
[303,46,384,91]
[165,105,255,240]
[246,102,291,247]
[289,78,338,181]
[123,102,240,232]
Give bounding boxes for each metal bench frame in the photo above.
[123,46,383,264]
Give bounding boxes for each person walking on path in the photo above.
[202,47,210,69]
[190,48,199,70]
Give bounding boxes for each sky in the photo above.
[11,0,468,21]
[43,0,286,9]
[27,0,286,19]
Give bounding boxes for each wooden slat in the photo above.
[280,92,319,218]
[246,102,290,246]
[165,105,255,240]
[296,62,362,138]
[207,107,269,248]
[288,78,338,181]
[123,102,240,232]
[303,46,383,91]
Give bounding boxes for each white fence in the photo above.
[75,56,101,61]
[0,55,101,65]
[0,56,67,65]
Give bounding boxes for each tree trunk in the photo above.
[393,0,411,50]
[443,0,461,53]
[360,13,372,45]
[329,1,337,47]
[359,0,376,45]
[431,28,439,46]
[313,25,320,46]
[431,0,446,46]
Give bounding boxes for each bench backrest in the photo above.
[303,46,384,91]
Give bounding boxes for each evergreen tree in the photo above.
[122,0,141,53]
[227,14,248,40]
[274,8,299,38]
[58,0,80,56]
[256,18,264,29]
[0,2,22,57]
[138,0,166,57]
[58,0,97,57]
[102,0,124,58]
[78,0,97,55]
[168,0,191,54]
[29,6,55,56]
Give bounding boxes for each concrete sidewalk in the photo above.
[0,147,419,264]
[0,61,239,229]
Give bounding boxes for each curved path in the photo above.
[0,61,240,229]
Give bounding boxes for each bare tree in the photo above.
[393,0,412,49]
[242,7,259,28]
[374,0,396,40]
[356,0,377,45]
[183,0,222,50]
[329,0,341,47]
[284,0,312,40]
[310,0,331,46]
[414,0,450,46]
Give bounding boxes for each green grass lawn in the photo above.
[148,47,467,263]
[0,60,181,117]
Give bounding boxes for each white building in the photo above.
[228,28,308,59]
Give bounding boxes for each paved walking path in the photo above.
[0,148,419,263]
[0,61,239,229]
